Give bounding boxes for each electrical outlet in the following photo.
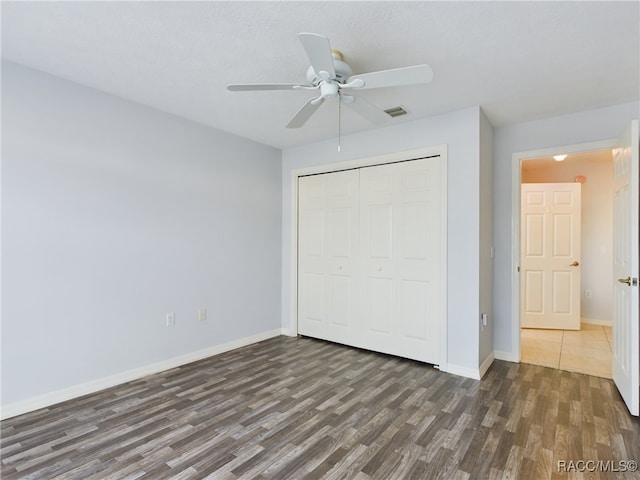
[166,312,175,327]
[198,308,206,321]
[585,290,592,299]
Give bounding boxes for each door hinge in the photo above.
[633,277,639,287]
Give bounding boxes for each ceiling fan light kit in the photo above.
[227,32,434,130]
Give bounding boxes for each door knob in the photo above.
[618,277,631,286]
[570,261,580,267]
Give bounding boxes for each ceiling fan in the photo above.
[227,33,434,129]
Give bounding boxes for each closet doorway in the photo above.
[294,149,447,367]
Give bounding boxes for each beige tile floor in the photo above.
[520,323,613,378]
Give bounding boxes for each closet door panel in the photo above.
[359,163,396,350]
[400,279,430,340]
[298,170,359,342]
[298,175,326,338]
[396,159,443,363]
[358,158,443,363]
[366,277,393,334]
[299,273,324,323]
[328,275,352,327]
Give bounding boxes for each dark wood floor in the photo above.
[2,336,640,480]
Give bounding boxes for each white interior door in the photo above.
[358,159,444,364]
[298,170,359,345]
[520,183,581,330]
[612,120,639,417]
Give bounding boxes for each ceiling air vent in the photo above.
[384,106,408,118]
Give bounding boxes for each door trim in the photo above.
[510,139,617,362]
[288,145,448,371]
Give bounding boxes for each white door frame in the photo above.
[511,139,616,361]
[288,145,448,370]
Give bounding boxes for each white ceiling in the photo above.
[523,149,611,172]
[2,1,638,150]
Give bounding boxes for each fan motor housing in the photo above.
[306,51,353,85]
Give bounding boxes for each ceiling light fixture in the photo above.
[553,154,567,162]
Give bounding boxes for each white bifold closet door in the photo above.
[298,169,360,344]
[298,157,444,365]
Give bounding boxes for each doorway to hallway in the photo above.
[518,148,615,378]
[512,123,639,416]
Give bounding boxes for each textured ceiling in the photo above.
[2,1,639,149]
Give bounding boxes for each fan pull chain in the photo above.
[337,93,342,152]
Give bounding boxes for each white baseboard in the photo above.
[281,327,296,337]
[441,347,569,377]
[445,363,481,381]
[446,354,495,381]
[479,352,495,379]
[494,350,519,362]
[1,329,284,420]
[581,318,612,327]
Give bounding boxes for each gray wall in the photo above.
[493,102,639,358]
[1,61,282,407]
[479,110,494,365]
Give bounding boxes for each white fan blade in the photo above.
[298,33,336,78]
[347,94,389,124]
[287,97,325,128]
[227,83,306,91]
[347,64,433,90]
